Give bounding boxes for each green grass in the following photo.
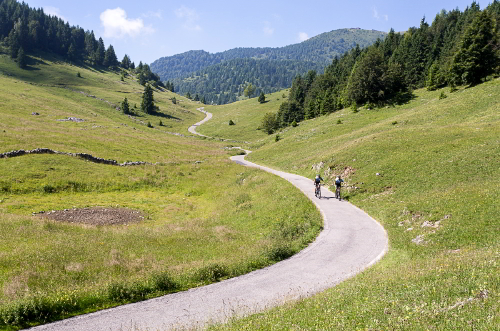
[0,53,322,329]
[203,79,499,330]
[198,90,289,143]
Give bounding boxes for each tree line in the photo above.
[171,57,324,105]
[0,0,132,71]
[150,29,386,82]
[262,1,500,133]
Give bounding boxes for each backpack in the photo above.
[335,178,341,186]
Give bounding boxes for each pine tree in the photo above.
[121,54,131,69]
[121,97,130,114]
[449,10,498,85]
[17,46,27,68]
[258,91,266,103]
[141,84,155,114]
[104,45,118,67]
[94,37,105,65]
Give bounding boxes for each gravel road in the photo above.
[27,109,388,331]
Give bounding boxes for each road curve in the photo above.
[28,109,388,331]
[188,107,212,137]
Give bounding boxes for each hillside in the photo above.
[150,29,386,81]
[0,51,322,329]
[198,79,500,330]
[150,29,386,104]
[172,58,321,105]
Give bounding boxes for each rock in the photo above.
[412,235,425,245]
[32,112,40,115]
[376,173,381,176]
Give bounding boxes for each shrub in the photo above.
[147,121,153,128]
[291,120,298,127]
[392,121,398,125]
[265,243,295,262]
[275,134,281,142]
[337,119,342,124]
[76,72,81,78]
[159,120,163,126]
[151,272,177,292]
[228,119,235,126]
[195,263,229,283]
[439,91,448,99]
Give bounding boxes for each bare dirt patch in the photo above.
[37,207,145,226]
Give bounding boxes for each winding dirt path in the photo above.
[29,109,388,331]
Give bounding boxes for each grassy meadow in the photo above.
[0,52,322,329]
[203,79,499,330]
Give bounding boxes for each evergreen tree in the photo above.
[17,46,27,68]
[94,37,105,65]
[121,97,130,114]
[141,84,156,114]
[121,54,131,69]
[449,10,498,85]
[194,93,200,101]
[258,91,266,103]
[186,91,191,99]
[104,44,118,67]
[347,47,387,105]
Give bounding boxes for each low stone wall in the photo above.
[0,148,150,166]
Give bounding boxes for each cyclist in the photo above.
[335,175,344,200]
[314,174,323,196]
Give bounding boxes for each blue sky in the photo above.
[23,0,491,65]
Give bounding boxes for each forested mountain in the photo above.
[150,28,386,81]
[172,58,323,105]
[151,28,386,104]
[262,1,500,133]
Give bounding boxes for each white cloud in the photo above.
[44,6,67,22]
[100,8,154,38]
[263,21,274,36]
[373,6,389,22]
[143,10,163,19]
[298,32,309,42]
[175,6,202,31]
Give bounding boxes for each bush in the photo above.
[228,119,235,126]
[291,120,298,127]
[195,263,229,283]
[265,243,295,262]
[275,134,281,142]
[76,72,81,78]
[439,91,448,99]
[337,119,342,125]
[147,121,153,128]
[151,272,177,292]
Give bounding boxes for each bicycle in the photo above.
[315,183,321,199]
[335,184,341,200]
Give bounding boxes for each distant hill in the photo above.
[150,28,386,104]
[151,29,386,81]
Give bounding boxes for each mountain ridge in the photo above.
[150,28,387,81]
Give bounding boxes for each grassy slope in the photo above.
[204,80,499,330]
[199,90,289,143]
[0,53,322,329]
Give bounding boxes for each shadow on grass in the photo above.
[386,91,417,106]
